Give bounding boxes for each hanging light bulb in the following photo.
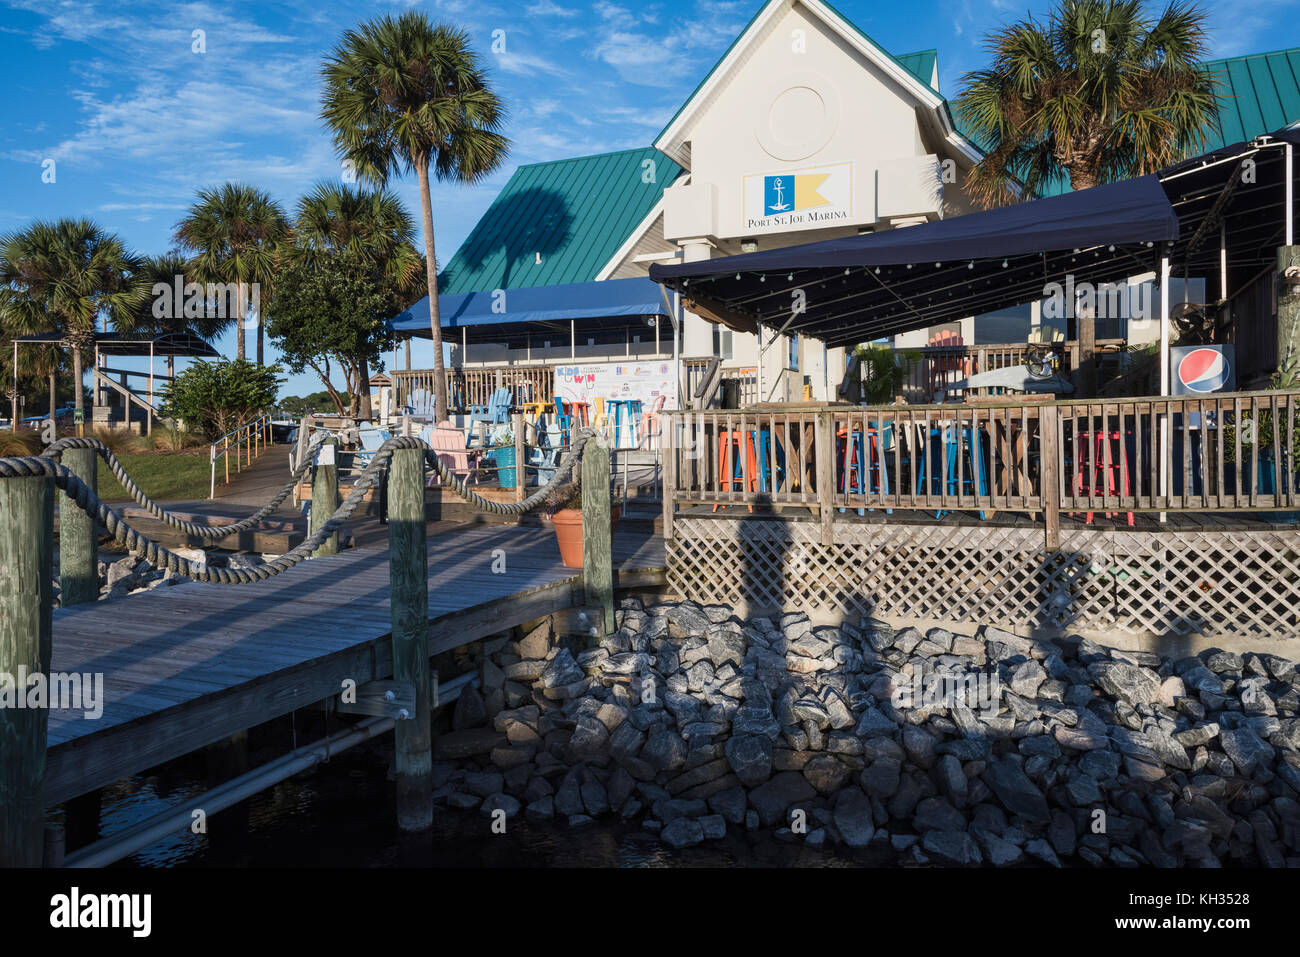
[1002,260,1008,268]
[968,261,975,269]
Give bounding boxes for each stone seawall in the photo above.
[431,599,1300,866]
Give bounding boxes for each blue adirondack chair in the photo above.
[353,427,391,471]
[529,421,563,485]
[466,387,513,447]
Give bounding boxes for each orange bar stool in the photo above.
[713,430,757,512]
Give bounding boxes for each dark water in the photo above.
[78,725,892,868]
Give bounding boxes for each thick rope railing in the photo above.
[42,435,323,541]
[0,437,421,584]
[422,428,591,515]
[0,430,593,586]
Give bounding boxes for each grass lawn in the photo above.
[97,450,212,502]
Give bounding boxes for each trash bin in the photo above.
[720,378,741,409]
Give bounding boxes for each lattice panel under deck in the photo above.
[666,518,1300,640]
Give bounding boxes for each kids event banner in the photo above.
[553,360,679,411]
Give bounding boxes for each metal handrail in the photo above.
[209,412,273,498]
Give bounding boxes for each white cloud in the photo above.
[525,0,580,19]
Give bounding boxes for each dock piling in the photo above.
[0,471,54,866]
[581,435,614,641]
[309,436,340,557]
[59,446,98,606]
[388,445,432,831]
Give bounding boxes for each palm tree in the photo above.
[320,11,510,422]
[292,181,424,417]
[174,183,288,365]
[955,0,1220,394]
[956,0,1220,204]
[0,219,146,430]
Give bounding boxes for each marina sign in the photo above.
[743,162,853,234]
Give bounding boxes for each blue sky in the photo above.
[2,0,1297,399]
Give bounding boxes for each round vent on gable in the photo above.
[753,71,840,162]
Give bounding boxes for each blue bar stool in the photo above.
[914,424,988,519]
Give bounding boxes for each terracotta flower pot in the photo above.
[549,506,622,569]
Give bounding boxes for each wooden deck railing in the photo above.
[393,366,555,413]
[898,339,1126,402]
[662,389,1300,544]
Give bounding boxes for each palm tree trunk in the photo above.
[72,346,84,435]
[256,315,264,367]
[235,286,246,362]
[1067,164,1100,397]
[416,162,447,422]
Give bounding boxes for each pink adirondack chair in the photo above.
[426,421,481,486]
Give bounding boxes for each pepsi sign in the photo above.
[1171,345,1234,395]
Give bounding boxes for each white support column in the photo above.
[1220,223,1228,302]
[1159,252,1171,523]
[1286,142,1294,247]
[570,319,575,359]
[11,339,17,431]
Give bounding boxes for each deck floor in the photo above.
[44,522,664,806]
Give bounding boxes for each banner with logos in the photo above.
[553,360,679,410]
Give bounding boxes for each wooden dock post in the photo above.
[388,445,432,831]
[512,411,525,503]
[0,472,54,867]
[1040,404,1061,550]
[816,411,835,546]
[582,435,614,641]
[59,446,98,606]
[309,436,339,557]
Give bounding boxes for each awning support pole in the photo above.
[1159,251,1170,524]
[1287,142,1295,247]
[11,339,17,431]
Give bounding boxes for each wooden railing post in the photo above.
[309,436,340,558]
[512,411,525,503]
[0,471,54,866]
[662,414,676,540]
[59,447,98,606]
[582,435,614,641]
[388,444,432,831]
[816,411,834,546]
[1040,404,1061,549]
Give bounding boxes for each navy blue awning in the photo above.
[649,174,1182,347]
[392,277,670,344]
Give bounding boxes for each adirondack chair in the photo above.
[466,386,513,447]
[424,421,481,486]
[352,427,390,472]
[403,388,437,420]
[529,421,563,485]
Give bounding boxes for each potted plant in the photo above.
[489,423,517,489]
[852,344,918,405]
[542,482,620,569]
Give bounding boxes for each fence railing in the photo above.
[209,413,273,498]
[895,339,1127,403]
[681,358,759,408]
[393,366,556,413]
[662,389,1300,543]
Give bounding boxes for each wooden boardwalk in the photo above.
[44,522,665,807]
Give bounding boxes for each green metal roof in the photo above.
[436,147,682,294]
[1201,47,1300,148]
[893,49,939,91]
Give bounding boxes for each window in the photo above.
[711,325,734,359]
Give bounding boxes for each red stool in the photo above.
[1074,430,1133,525]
